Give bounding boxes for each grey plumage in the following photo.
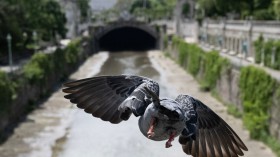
[62,75,248,157]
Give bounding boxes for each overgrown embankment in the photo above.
[167,36,280,156]
[0,39,89,143]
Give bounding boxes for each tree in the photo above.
[273,0,280,20]
[129,0,176,20]
[197,0,275,20]
[76,0,90,23]
[41,0,67,41]
[0,0,67,58]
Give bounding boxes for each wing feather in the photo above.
[176,95,248,157]
[63,75,159,124]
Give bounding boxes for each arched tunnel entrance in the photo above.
[98,27,158,52]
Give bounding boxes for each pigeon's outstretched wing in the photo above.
[175,95,248,157]
[63,75,159,124]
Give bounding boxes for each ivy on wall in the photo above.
[0,39,82,114]
[239,66,276,139]
[171,36,229,91]
[202,51,230,90]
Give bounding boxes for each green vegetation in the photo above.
[254,36,280,70]
[114,0,176,20]
[23,53,53,84]
[202,52,229,90]
[171,36,229,91]
[197,0,278,20]
[239,66,276,138]
[227,104,243,118]
[254,35,264,64]
[76,0,90,22]
[23,39,81,85]
[0,39,82,114]
[0,71,17,114]
[0,0,67,57]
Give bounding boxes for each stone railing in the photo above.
[199,19,280,62]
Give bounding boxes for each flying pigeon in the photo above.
[62,75,248,157]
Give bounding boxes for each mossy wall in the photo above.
[169,36,280,150]
[0,39,89,142]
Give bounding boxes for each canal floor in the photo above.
[0,51,276,157]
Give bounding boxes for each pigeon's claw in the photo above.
[147,117,156,138]
[165,131,176,148]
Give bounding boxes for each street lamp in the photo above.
[32,31,38,53]
[143,0,147,21]
[6,34,13,72]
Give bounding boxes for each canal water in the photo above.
[57,51,186,157]
[0,51,187,157]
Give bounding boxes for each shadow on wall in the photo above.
[99,27,157,52]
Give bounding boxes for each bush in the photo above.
[202,51,229,90]
[170,37,230,91]
[253,9,275,20]
[239,66,276,139]
[178,42,188,66]
[64,39,81,64]
[254,35,264,64]
[254,36,280,70]
[0,71,17,113]
[23,53,53,84]
[23,39,81,85]
[186,44,203,76]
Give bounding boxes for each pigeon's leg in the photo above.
[147,117,156,138]
[165,131,176,148]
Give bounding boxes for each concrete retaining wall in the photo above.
[168,47,280,142]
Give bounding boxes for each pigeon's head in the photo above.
[157,99,184,121]
[147,99,183,121]
[144,87,183,121]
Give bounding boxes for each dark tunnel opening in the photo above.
[99,27,157,52]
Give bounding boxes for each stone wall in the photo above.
[0,39,91,142]
[168,46,280,142]
[199,20,280,62]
